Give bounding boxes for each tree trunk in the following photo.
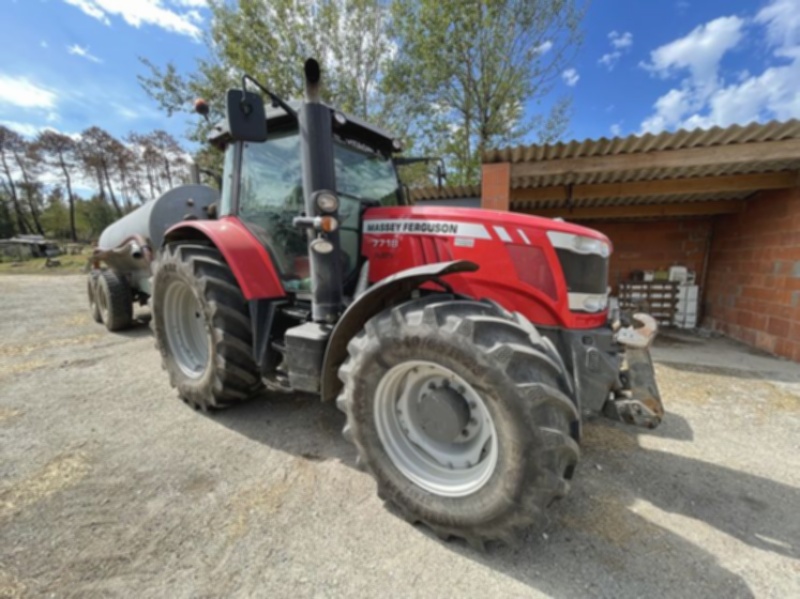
[164,158,173,189]
[145,164,156,199]
[14,151,45,236]
[0,152,30,234]
[59,155,77,242]
[95,166,107,202]
[119,169,132,211]
[102,162,123,216]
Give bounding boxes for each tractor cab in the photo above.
[207,100,406,296]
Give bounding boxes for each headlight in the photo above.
[582,295,608,312]
[547,231,610,257]
[314,190,339,213]
[574,235,610,257]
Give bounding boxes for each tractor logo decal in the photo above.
[364,219,492,240]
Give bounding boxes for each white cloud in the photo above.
[64,0,110,24]
[169,0,207,6]
[67,44,103,64]
[562,68,579,87]
[641,16,744,88]
[610,31,633,50]
[533,40,553,56]
[0,120,44,138]
[640,1,800,133]
[599,31,634,71]
[0,75,57,110]
[62,0,202,38]
[599,51,621,70]
[756,0,800,53]
[610,123,622,137]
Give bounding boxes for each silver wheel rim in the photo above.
[163,281,210,379]
[96,281,108,321]
[374,360,498,498]
[88,279,97,311]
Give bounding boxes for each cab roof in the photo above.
[208,100,400,156]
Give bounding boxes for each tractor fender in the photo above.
[163,217,286,301]
[320,260,479,402]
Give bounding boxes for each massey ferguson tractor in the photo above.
[88,59,663,547]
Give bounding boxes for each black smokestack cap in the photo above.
[304,58,321,103]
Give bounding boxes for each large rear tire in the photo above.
[152,243,263,410]
[87,272,102,324]
[336,296,580,547]
[96,270,133,331]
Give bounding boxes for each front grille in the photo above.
[555,249,608,294]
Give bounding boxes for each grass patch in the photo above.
[0,254,89,275]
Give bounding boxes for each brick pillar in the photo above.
[481,162,511,211]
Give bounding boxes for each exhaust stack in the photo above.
[299,58,343,323]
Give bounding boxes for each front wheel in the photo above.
[336,296,580,547]
[151,243,262,410]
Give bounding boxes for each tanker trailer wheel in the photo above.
[151,243,262,411]
[87,272,102,324]
[96,270,133,331]
[336,296,580,547]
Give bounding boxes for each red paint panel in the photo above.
[362,206,609,329]
[165,216,285,301]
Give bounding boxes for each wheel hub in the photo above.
[374,361,498,498]
[163,280,210,379]
[413,384,470,443]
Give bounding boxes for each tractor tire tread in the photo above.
[152,242,262,410]
[336,294,580,547]
[97,270,133,331]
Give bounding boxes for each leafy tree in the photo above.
[12,140,46,235]
[386,0,583,184]
[0,126,33,234]
[79,127,125,217]
[40,186,72,239]
[0,181,16,238]
[76,196,116,241]
[35,131,80,241]
[139,0,394,143]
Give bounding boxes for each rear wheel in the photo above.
[96,270,133,331]
[87,272,102,323]
[336,296,580,547]
[152,243,262,410]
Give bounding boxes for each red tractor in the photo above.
[89,60,663,547]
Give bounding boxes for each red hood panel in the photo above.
[362,206,609,330]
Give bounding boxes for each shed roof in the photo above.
[412,120,800,219]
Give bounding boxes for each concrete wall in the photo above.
[575,219,713,293]
[704,188,800,362]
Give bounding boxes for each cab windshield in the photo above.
[235,130,399,287]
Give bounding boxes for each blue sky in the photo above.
[1,0,799,150]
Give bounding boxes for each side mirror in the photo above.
[225,89,267,142]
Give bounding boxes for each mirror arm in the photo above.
[241,75,297,121]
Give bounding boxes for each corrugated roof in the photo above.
[410,185,480,202]
[413,120,800,214]
[484,120,800,165]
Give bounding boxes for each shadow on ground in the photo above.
[203,389,798,597]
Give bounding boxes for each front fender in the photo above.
[164,216,285,301]
[320,260,479,402]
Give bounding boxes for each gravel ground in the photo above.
[1,274,799,599]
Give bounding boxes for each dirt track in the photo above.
[1,274,799,598]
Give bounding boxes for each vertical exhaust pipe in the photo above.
[299,58,343,323]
